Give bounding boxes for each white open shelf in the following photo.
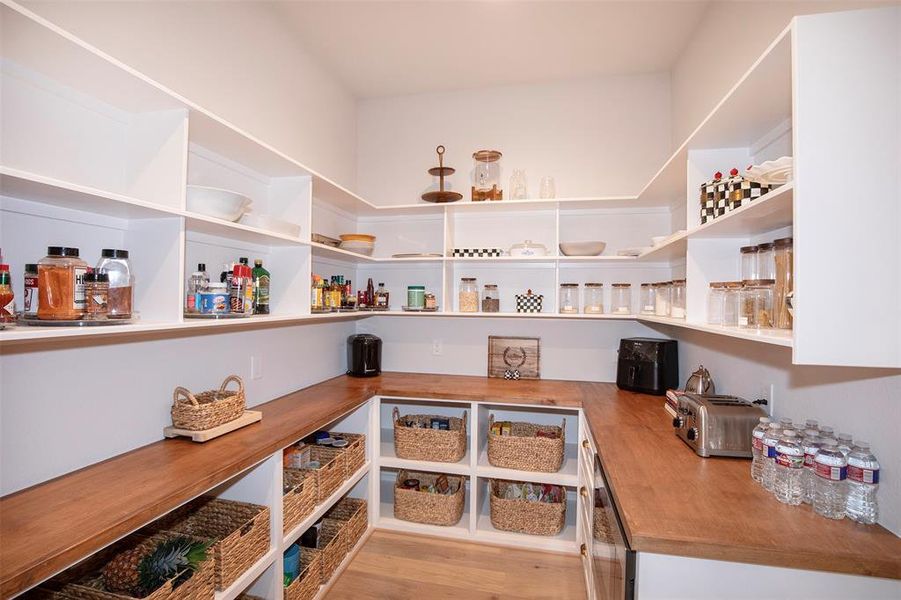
[476,445,579,487]
[283,461,371,546]
[638,315,794,347]
[379,430,470,476]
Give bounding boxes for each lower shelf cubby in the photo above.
[376,467,472,538]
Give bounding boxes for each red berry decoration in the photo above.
[714,171,723,180]
[730,168,739,177]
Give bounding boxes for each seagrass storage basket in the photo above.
[393,407,467,463]
[328,432,366,476]
[486,415,565,472]
[302,446,345,502]
[147,496,269,591]
[393,470,465,526]
[170,375,245,431]
[283,550,321,600]
[48,532,215,600]
[283,468,318,535]
[489,479,566,536]
[309,518,347,584]
[323,496,367,551]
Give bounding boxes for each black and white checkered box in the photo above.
[727,179,770,212]
[452,248,503,257]
[699,182,716,225]
[515,293,544,313]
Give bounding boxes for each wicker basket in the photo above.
[50,532,215,600]
[284,468,318,535]
[308,518,347,584]
[283,550,321,600]
[329,432,366,476]
[393,407,467,463]
[393,470,465,526]
[324,496,367,550]
[489,479,566,536]
[302,446,345,502]
[170,375,245,431]
[148,497,270,591]
[486,415,565,472]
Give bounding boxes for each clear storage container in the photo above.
[583,283,604,314]
[670,279,686,319]
[482,283,499,312]
[654,282,671,317]
[722,281,743,327]
[610,283,631,315]
[757,242,775,280]
[740,279,774,329]
[707,282,725,325]
[96,249,133,319]
[774,237,793,329]
[37,246,88,320]
[559,283,580,314]
[639,283,655,315]
[459,277,479,312]
[740,245,759,281]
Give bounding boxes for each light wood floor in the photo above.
[325,530,586,599]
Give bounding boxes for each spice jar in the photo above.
[37,246,87,320]
[740,279,774,329]
[757,242,775,280]
[407,285,425,309]
[654,282,671,317]
[558,283,580,314]
[482,284,499,312]
[611,283,632,315]
[424,292,437,310]
[773,237,793,329]
[83,271,109,320]
[740,245,759,281]
[96,249,133,319]
[459,277,479,312]
[23,263,39,317]
[707,282,726,325]
[640,283,655,315]
[722,281,743,326]
[584,283,604,314]
[670,279,686,319]
[0,269,14,323]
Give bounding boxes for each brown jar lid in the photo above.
[740,245,759,254]
[725,281,744,288]
[611,283,630,288]
[709,281,726,288]
[472,150,502,162]
[585,282,604,287]
[774,237,793,247]
[671,279,686,285]
[743,278,775,286]
[757,242,775,251]
[560,283,579,287]
[461,277,477,282]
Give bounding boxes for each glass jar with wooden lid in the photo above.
[472,150,503,201]
[740,279,775,329]
[610,283,632,315]
[670,279,686,319]
[722,281,743,326]
[559,283,580,314]
[640,283,655,315]
[584,283,604,314]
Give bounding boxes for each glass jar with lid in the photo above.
[583,283,604,314]
[670,279,686,319]
[707,282,726,325]
[472,150,503,201]
[722,281,743,326]
[37,246,88,320]
[740,245,759,281]
[757,242,775,280]
[407,285,425,309]
[459,277,479,312]
[740,279,774,329]
[639,283,655,315]
[83,271,109,320]
[482,283,499,312]
[559,283,580,314]
[654,282,671,317]
[96,249,133,319]
[773,237,793,329]
[610,283,632,315]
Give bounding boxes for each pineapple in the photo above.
[102,539,156,593]
[137,537,209,596]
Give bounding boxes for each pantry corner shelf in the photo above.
[637,315,794,347]
[475,446,579,487]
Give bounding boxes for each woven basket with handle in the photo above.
[489,479,566,536]
[171,375,246,431]
[393,407,467,463]
[486,415,565,472]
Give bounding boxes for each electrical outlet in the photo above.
[432,340,443,356]
[251,356,263,380]
[757,383,774,416]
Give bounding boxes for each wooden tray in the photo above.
[164,410,262,442]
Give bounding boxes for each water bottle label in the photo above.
[815,463,847,481]
[776,452,803,469]
[766,444,777,458]
[848,466,879,484]
[803,451,817,468]
[752,437,763,451]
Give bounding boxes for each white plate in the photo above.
[617,247,652,257]
[187,185,252,222]
[743,157,793,185]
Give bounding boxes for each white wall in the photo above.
[356,74,672,205]
[0,321,355,495]
[20,0,358,188]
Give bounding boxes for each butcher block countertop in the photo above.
[1,373,898,598]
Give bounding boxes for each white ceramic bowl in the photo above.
[187,185,252,222]
[559,241,607,256]
[239,214,301,238]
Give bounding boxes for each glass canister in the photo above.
[96,249,133,319]
[707,282,726,325]
[740,279,774,329]
[38,246,87,320]
[459,277,479,312]
[584,283,604,314]
[482,284,500,312]
[407,285,425,309]
[640,283,655,315]
[722,281,743,326]
[670,279,686,319]
[773,237,793,329]
[559,283,580,314]
[611,283,632,315]
[472,150,503,201]
[654,282,671,317]
[740,245,759,281]
[757,242,775,280]
[509,170,527,200]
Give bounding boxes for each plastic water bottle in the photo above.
[803,419,819,432]
[774,430,804,505]
[778,417,794,431]
[761,422,782,492]
[846,442,880,525]
[800,429,822,504]
[813,437,847,520]
[818,425,834,440]
[750,417,771,483]
[836,432,854,458]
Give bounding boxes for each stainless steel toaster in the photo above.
[672,393,766,457]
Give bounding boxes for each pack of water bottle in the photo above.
[750,416,880,524]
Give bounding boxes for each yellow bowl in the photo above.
[339,233,376,243]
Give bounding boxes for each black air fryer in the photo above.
[616,337,678,395]
[347,334,382,377]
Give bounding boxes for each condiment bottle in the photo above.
[375,282,389,309]
[230,264,247,314]
[252,259,270,315]
[0,269,15,323]
[23,263,39,317]
[83,271,109,320]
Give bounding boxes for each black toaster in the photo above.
[616,337,678,396]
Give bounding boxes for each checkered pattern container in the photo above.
[515,292,543,313]
[726,178,770,212]
[714,180,729,218]
[699,182,717,225]
[452,248,503,257]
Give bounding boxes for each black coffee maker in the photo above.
[616,337,678,395]
[347,334,382,377]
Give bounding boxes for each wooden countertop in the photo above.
[1,373,898,598]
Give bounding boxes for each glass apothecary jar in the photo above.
[584,283,604,314]
[611,283,632,315]
[640,283,655,315]
[757,242,775,280]
[740,245,759,281]
[722,281,743,326]
[670,279,686,319]
[740,279,774,329]
[654,282,671,317]
[472,150,503,201]
[407,285,425,309]
[773,237,793,329]
[559,283,580,314]
[707,282,726,325]
[482,283,500,312]
[459,277,479,312]
[96,249,133,319]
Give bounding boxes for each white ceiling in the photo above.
[273,1,712,98]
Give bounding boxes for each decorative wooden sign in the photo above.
[488,336,540,380]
